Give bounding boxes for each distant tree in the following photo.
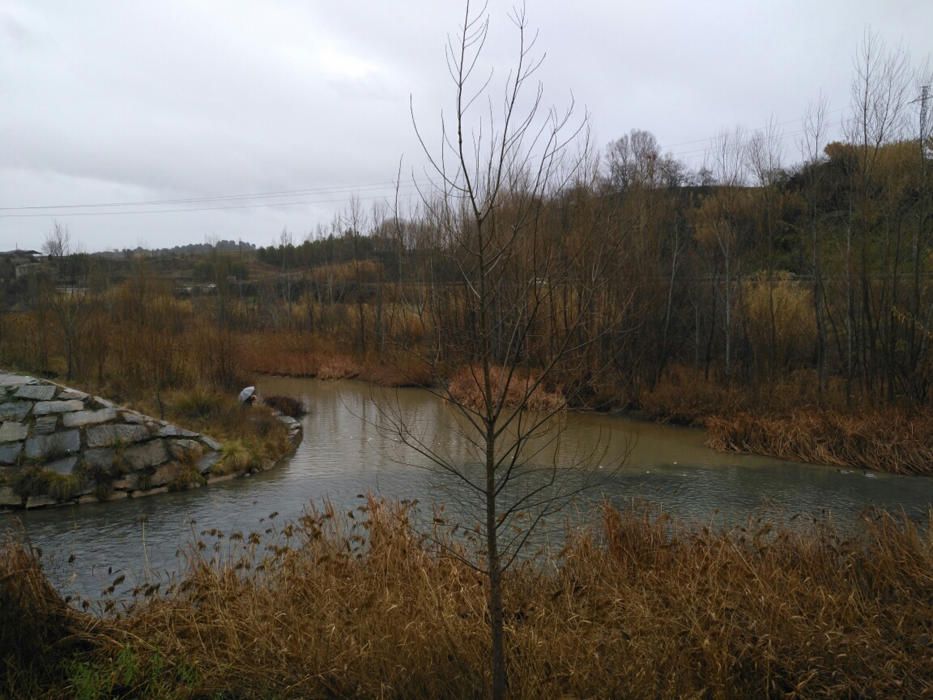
[43,221,71,258]
[604,129,684,191]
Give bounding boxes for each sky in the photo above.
[1,0,931,253]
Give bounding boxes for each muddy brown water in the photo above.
[4,377,931,599]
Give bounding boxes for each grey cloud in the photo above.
[1,0,931,251]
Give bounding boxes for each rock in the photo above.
[131,486,169,498]
[33,400,84,415]
[86,424,149,448]
[0,442,22,465]
[103,491,128,502]
[0,402,32,421]
[196,451,222,474]
[26,495,59,509]
[94,397,115,409]
[158,424,198,438]
[25,430,80,460]
[150,461,182,487]
[169,439,204,461]
[14,384,56,401]
[0,486,21,507]
[122,439,168,470]
[201,436,222,451]
[45,456,79,475]
[277,415,300,429]
[0,374,35,387]
[112,476,139,490]
[121,411,146,424]
[63,408,117,428]
[0,421,27,443]
[57,389,88,401]
[83,448,115,470]
[33,416,59,434]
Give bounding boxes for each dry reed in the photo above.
[3,500,930,698]
[706,410,933,475]
[447,365,566,413]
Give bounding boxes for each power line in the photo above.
[0,179,428,213]
[0,188,426,219]
[661,107,846,152]
[668,107,845,157]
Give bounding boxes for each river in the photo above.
[3,377,931,599]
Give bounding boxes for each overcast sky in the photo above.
[2,1,931,253]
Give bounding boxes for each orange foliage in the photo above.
[447,364,566,413]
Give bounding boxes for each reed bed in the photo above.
[239,331,433,387]
[447,365,566,413]
[707,410,933,475]
[3,500,931,698]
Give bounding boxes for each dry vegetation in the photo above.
[1,500,930,698]
[706,410,933,475]
[238,331,434,387]
[638,365,933,475]
[447,365,566,413]
[156,389,293,474]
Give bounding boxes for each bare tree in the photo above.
[798,94,830,396]
[843,31,911,402]
[378,3,615,697]
[696,128,746,381]
[43,221,71,258]
[747,116,783,380]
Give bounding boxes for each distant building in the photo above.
[0,250,50,281]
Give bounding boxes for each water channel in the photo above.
[4,377,931,598]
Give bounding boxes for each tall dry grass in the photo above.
[3,500,930,698]
[707,410,933,475]
[447,365,566,413]
[0,535,95,691]
[639,365,933,475]
[238,331,433,387]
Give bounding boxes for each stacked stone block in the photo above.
[0,372,299,510]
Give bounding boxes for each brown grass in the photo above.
[447,364,566,413]
[707,409,933,475]
[238,331,326,377]
[239,331,434,387]
[0,535,93,685]
[638,366,933,475]
[2,501,931,698]
[638,365,742,425]
[152,389,293,471]
[358,354,434,388]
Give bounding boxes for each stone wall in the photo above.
[0,372,301,510]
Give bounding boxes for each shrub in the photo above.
[214,440,256,476]
[11,466,52,499]
[167,464,206,492]
[262,394,306,417]
[447,364,566,413]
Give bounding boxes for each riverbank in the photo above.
[2,500,930,698]
[240,335,933,476]
[0,373,302,510]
